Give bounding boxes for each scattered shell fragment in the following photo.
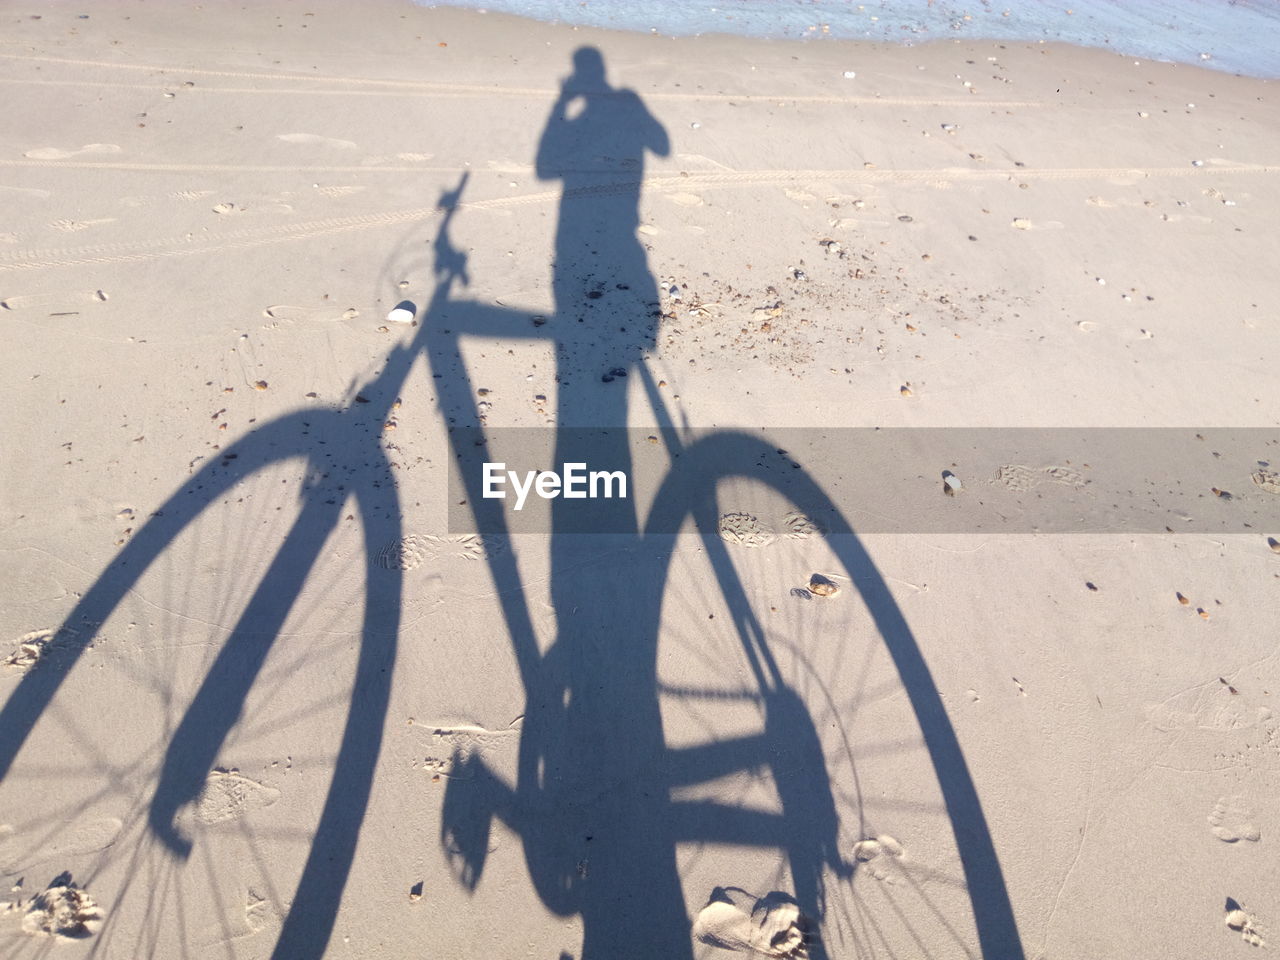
[1251,469,1280,494]
[1191,159,1204,167]
[1177,592,1190,605]
[808,575,839,597]
[1268,536,1280,554]
[253,380,268,391]
[942,471,962,496]
[387,306,414,324]
[21,878,104,940]
[941,123,958,133]
[899,385,912,397]
[1211,487,1232,500]
[1197,607,1210,620]
[4,630,58,670]
[1226,909,1249,931]
[842,70,857,79]
[1011,218,1031,229]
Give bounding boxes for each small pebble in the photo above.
[387,306,414,324]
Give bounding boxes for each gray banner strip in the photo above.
[444,428,1280,534]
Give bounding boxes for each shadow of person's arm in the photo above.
[632,89,670,158]
[535,82,577,180]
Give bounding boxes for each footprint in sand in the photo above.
[718,513,776,548]
[781,512,824,539]
[263,304,358,324]
[693,888,810,958]
[276,133,358,150]
[23,144,121,161]
[361,152,436,166]
[1,290,108,312]
[193,770,280,826]
[669,192,704,207]
[376,534,508,570]
[20,874,104,941]
[1209,797,1261,843]
[852,834,906,883]
[0,818,123,874]
[315,184,366,198]
[994,464,1085,492]
[197,886,277,945]
[377,535,431,571]
[719,513,824,547]
[48,218,115,232]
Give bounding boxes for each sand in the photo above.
[1,1,1278,957]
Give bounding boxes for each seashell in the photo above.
[942,470,962,496]
[808,575,839,597]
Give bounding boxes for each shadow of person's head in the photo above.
[566,46,608,94]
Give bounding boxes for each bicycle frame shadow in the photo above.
[428,46,1027,960]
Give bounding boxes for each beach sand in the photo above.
[2,1,1278,957]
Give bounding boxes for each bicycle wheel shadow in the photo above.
[0,360,413,957]
[431,46,1027,960]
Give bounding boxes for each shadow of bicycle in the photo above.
[0,45,1024,960]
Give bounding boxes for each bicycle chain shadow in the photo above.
[429,46,1026,960]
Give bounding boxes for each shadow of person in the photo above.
[536,45,669,429]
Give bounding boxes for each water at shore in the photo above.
[417,0,1280,78]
